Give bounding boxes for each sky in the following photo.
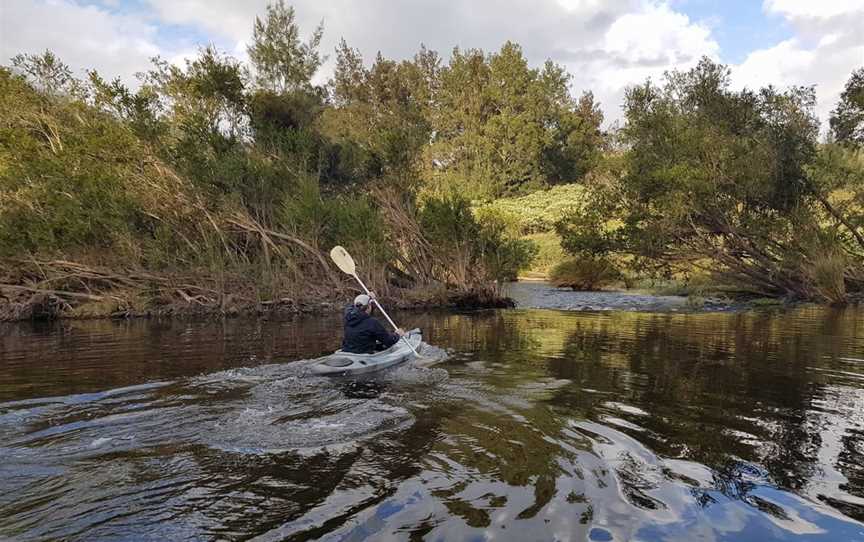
[1,0,862,127]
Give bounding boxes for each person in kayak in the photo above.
[342,293,405,354]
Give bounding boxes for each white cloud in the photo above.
[545,1,719,122]
[731,0,864,129]
[603,3,717,66]
[0,0,166,84]
[143,0,264,43]
[592,2,719,89]
[733,39,815,88]
[765,0,864,20]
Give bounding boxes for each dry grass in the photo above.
[808,250,848,305]
[549,257,621,291]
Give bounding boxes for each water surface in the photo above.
[1,304,864,541]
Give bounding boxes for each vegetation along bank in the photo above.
[2,1,863,321]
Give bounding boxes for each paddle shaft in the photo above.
[350,273,420,357]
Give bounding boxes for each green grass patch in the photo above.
[476,184,587,235]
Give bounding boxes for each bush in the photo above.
[419,195,537,286]
[0,68,207,263]
[549,257,620,291]
[523,232,565,277]
[808,250,848,305]
[552,59,864,303]
[281,176,387,253]
[474,207,538,281]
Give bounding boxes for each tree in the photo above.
[555,57,853,300]
[11,50,79,96]
[137,46,302,222]
[1,15,562,310]
[141,45,248,141]
[319,41,435,186]
[542,90,604,184]
[0,67,191,258]
[87,71,165,142]
[247,1,324,93]
[428,42,603,198]
[830,67,864,146]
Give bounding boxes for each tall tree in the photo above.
[11,50,77,96]
[428,42,603,198]
[247,1,324,93]
[831,67,864,146]
[320,41,435,186]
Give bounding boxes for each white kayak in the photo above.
[310,329,422,377]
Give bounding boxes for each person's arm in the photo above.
[370,318,400,348]
[367,292,405,336]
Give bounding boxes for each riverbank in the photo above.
[0,272,514,323]
[0,293,513,323]
[505,281,786,313]
[2,277,796,323]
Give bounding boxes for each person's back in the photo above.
[342,294,402,354]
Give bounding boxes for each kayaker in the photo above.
[342,293,405,354]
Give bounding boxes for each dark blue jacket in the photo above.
[342,305,400,354]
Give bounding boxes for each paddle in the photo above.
[330,245,421,357]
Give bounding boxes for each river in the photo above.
[1,289,864,541]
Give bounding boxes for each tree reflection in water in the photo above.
[1,306,864,540]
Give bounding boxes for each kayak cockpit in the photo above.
[311,329,422,376]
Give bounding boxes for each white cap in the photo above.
[354,294,371,306]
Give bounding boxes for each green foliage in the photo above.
[8,5,862,308]
[549,257,620,291]
[247,0,324,93]
[427,42,604,198]
[805,144,864,252]
[3,4,585,306]
[0,69,141,254]
[523,232,565,277]
[475,208,539,281]
[420,196,479,247]
[134,46,277,221]
[88,71,165,142]
[11,50,79,96]
[320,41,435,187]
[830,66,864,146]
[0,66,214,268]
[477,184,587,234]
[420,196,536,284]
[554,57,854,300]
[281,175,387,258]
[554,188,621,257]
[142,46,248,139]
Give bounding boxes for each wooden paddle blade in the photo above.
[329,245,356,275]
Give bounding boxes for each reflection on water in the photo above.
[1,306,864,541]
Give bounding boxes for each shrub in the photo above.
[523,232,565,277]
[0,68,208,263]
[808,250,848,305]
[419,195,537,287]
[549,257,620,291]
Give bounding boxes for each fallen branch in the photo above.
[0,283,111,302]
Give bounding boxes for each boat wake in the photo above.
[0,349,450,463]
